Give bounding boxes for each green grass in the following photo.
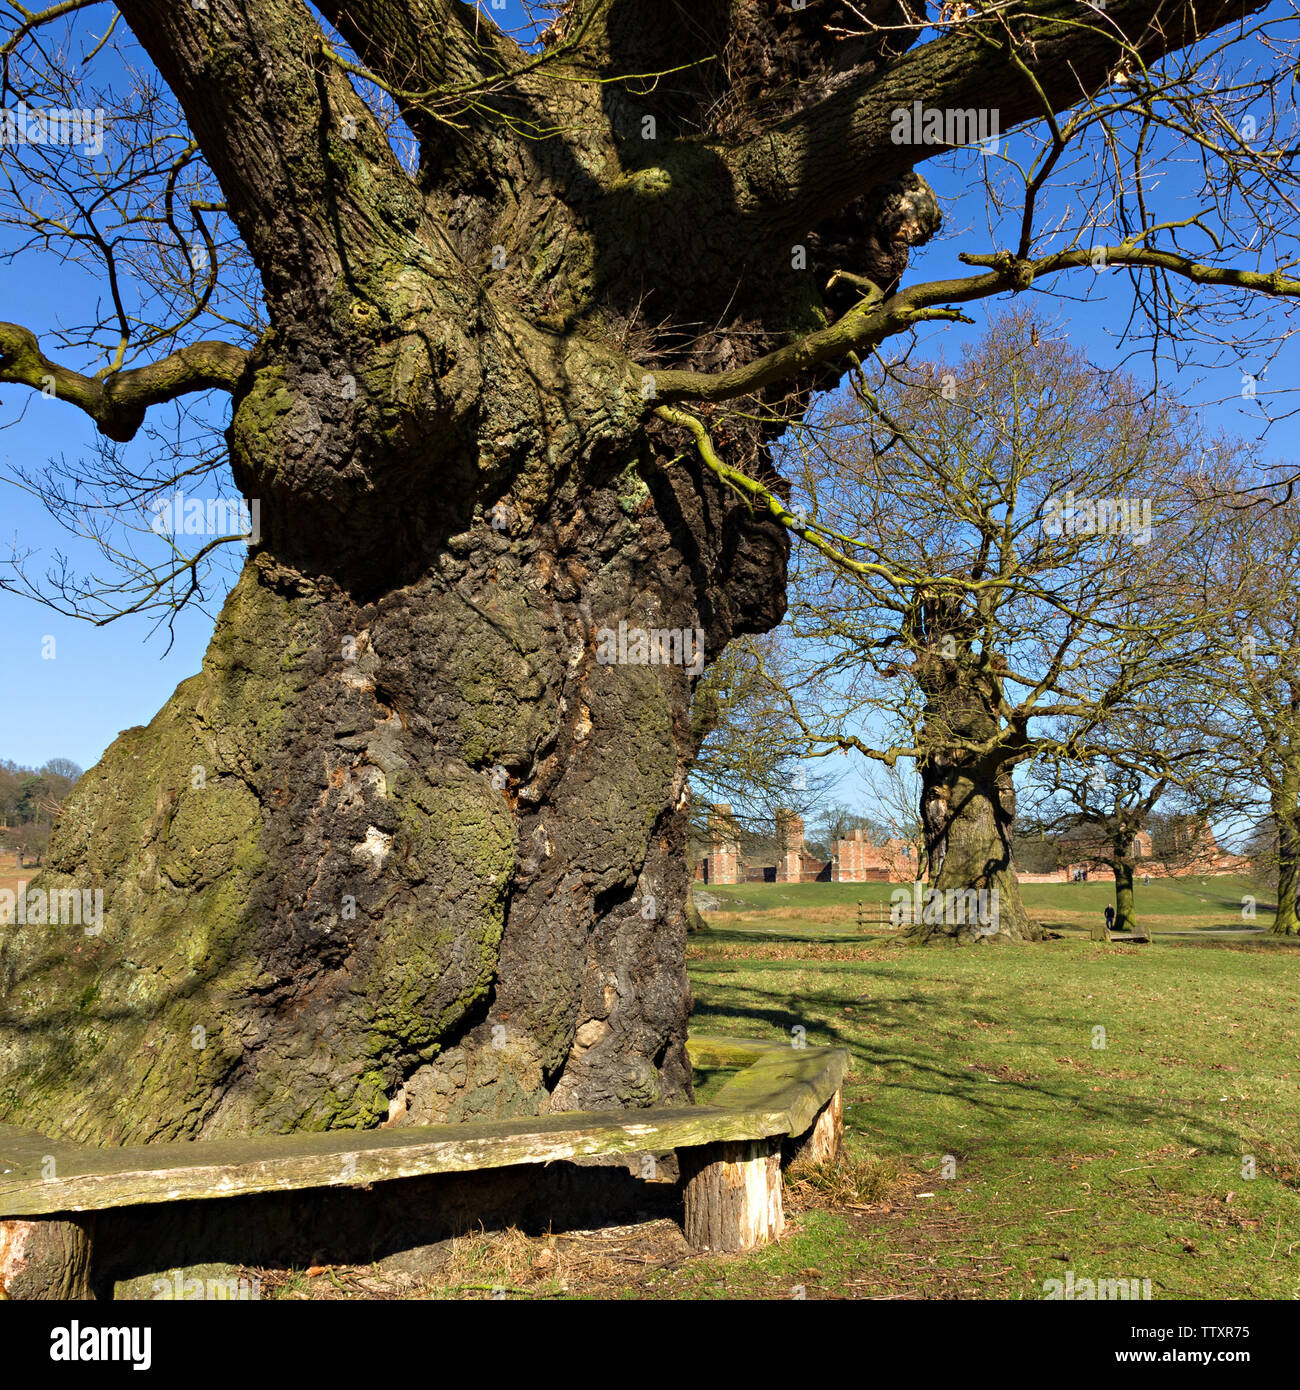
[698,874,1275,935]
[656,914,1300,1300]
[699,881,882,913]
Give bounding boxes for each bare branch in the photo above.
[723,0,1272,238]
[647,242,1300,406]
[0,320,245,439]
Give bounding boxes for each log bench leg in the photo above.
[0,1216,94,1299]
[680,1139,784,1253]
[789,1088,843,1168]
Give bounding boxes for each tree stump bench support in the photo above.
[0,1215,95,1300]
[791,1087,844,1168]
[0,1035,848,1295]
[680,1036,847,1252]
[680,1139,785,1252]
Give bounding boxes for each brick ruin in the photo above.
[695,804,742,885]
[1020,821,1250,882]
[695,810,1248,888]
[695,808,917,885]
[829,826,917,882]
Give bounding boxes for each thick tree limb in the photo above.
[0,322,246,441]
[646,242,1300,405]
[554,0,726,74]
[725,0,1271,238]
[112,0,425,317]
[313,0,520,152]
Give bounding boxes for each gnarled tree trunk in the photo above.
[904,603,1039,943]
[0,0,934,1141]
[1111,855,1138,935]
[0,0,1236,1135]
[0,457,783,1140]
[911,756,1038,943]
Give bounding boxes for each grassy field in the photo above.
[395,885,1299,1300]
[6,856,1294,1300]
[664,913,1300,1299]
[696,873,1275,937]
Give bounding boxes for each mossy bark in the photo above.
[1112,858,1138,935]
[902,600,1040,944]
[0,444,789,1139]
[0,1,942,1141]
[1271,796,1300,936]
[907,761,1038,943]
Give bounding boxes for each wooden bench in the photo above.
[0,1034,847,1298]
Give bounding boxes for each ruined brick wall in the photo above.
[700,803,741,885]
[830,828,914,882]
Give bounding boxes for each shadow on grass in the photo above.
[689,960,1251,1160]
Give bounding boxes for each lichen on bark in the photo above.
[0,0,958,1140]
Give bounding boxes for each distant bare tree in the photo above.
[750,312,1233,942]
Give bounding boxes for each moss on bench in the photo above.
[0,1035,848,1219]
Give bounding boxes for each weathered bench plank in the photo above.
[0,1035,850,1286]
[0,1104,757,1216]
[708,1045,849,1140]
[683,1036,791,1068]
[0,1037,848,1218]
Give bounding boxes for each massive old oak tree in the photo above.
[1,0,1297,1140]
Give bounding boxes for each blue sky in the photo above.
[1,1,1296,801]
[0,247,238,770]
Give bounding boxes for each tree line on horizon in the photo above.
[0,758,83,865]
